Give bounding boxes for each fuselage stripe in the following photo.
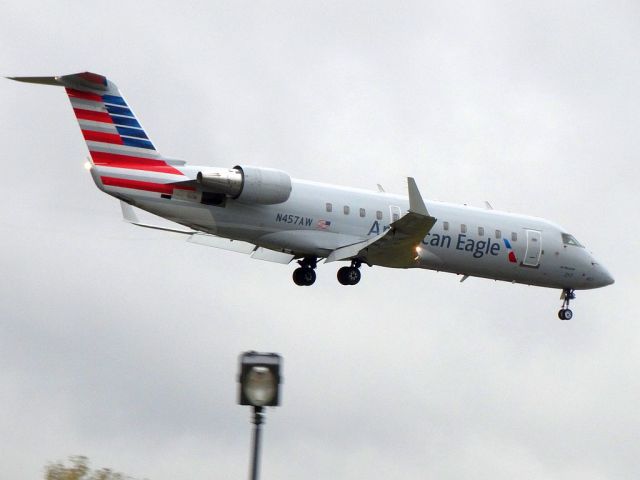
[91,151,183,175]
[101,177,171,194]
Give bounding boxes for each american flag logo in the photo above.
[317,219,331,230]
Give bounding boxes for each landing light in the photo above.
[83,161,92,170]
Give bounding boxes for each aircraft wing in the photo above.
[325,178,436,267]
[120,201,295,264]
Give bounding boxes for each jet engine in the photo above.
[196,165,292,205]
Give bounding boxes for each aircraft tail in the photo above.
[8,72,184,177]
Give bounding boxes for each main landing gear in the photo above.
[337,260,362,286]
[558,288,576,320]
[292,257,317,286]
[292,258,364,286]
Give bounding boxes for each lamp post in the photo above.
[238,351,282,480]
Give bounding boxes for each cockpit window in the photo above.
[562,233,584,248]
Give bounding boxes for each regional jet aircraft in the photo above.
[8,72,614,319]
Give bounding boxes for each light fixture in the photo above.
[238,351,283,480]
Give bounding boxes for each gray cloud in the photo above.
[0,1,638,479]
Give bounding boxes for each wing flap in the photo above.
[250,248,295,264]
[121,202,294,263]
[120,201,195,234]
[188,233,256,253]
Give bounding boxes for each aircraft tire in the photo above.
[558,309,573,320]
[347,267,361,285]
[293,268,306,286]
[337,267,351,285]
[302,268,316,286]
[337,266,361,285]
[294,267,316,286]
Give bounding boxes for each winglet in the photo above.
[407,177,430,217]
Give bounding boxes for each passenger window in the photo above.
[359,208,366,217]
[478,227,484,236]
[443,221,449,231]
[461,224,467,234]
[495,230,502,239]
[392,212,400,222]
[343,205,350,215]
[326,202,332,213]
[376,210,383,220]
[511,232,518,242]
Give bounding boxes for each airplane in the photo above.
[7,72,614,320]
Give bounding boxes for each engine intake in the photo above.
[196,165,292,205]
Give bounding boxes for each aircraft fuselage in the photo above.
[96,168,613,291]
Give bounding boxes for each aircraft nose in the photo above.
[593,262,614,287]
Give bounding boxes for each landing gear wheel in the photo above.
[346,267,361,285]
[337,266,361,285]
[292,257,318,286]
[558,309,574,320]
[293,268,305,286]
[337,267,349,285]
[558,289,576,320]
[293,267,316,286]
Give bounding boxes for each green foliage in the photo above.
[44,456,145,480]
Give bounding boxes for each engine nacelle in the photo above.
[196,165,292,205]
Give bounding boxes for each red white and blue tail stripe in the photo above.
[9,72,188,196]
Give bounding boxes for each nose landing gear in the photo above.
[292,257,317,286]
[337,260,362,285]
[558,289,575,320]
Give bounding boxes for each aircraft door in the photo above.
[522,229,542,267]
[389,205,402,223]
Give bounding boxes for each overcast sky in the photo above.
[1,1,638,479]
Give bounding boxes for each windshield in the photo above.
[562,233,584,248]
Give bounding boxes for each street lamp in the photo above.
[238,351,282,480]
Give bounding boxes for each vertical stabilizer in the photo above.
[9,72,183,176]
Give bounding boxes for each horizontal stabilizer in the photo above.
[8,72,110,91]
[7,76,63,87]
